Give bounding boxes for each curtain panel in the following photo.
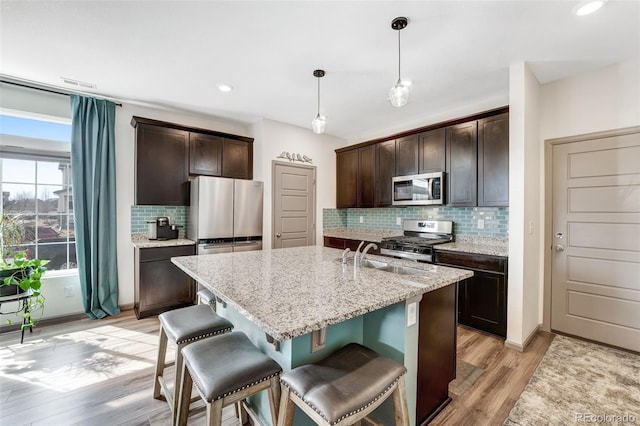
[70,95,120,319]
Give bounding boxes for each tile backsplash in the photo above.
[323,206,508,238]
[131,205,187,233]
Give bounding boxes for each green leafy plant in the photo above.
[1,252,49,328]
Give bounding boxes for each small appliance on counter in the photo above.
[147,216,180,240]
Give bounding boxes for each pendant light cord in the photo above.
[317,76,321,115]
[397,29,402,80]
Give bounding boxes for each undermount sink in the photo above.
[337,258,427,276]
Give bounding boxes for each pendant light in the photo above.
[311,69,326,134]
[389,17,409,107]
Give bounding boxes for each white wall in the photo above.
[251,119,346,248]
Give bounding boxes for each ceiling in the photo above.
[1,1,638,142]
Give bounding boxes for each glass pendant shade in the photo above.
[312,113,326,134]
[389,80,409,107]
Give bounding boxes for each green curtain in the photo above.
[70,95,120,319]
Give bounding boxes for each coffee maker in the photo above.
[149,216,179,240]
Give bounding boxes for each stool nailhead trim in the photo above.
[175,326,233,345]
[191,370,281,403]
[282,374,404,425]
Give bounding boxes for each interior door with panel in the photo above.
[273,162,316,249]
[551,129,640,352]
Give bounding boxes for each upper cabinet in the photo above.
[132,117,254,206]
[478,113,509,207]
[336,149,359,208]
[419,128,446,173]
[395,134,419,176]
[357,144,376,208]
[446,121,478,207]
[375,140,396,207]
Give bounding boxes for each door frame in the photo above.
[271,160,317,249]
[542,125,640,332]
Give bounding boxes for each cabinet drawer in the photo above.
[139,245,195,262]
[435,250,506,273]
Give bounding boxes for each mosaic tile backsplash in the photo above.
[131,205,187,233]
[323,206,508,238]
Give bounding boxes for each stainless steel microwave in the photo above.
[392,172,445,206]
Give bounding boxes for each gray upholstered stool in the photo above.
[196,288,216,306]
[153,304,233,424]
[278,343,410,426]
[176,331,282,426]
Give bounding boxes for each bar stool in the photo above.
[196,288,216,306]
[278,343,410,426]
[153,304,233,423]
[176,331,282,426]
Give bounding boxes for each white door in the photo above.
[551,129,640,352]
[272,162,316,249]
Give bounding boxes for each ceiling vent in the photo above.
[60,77,97,90]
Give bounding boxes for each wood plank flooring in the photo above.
[0,310,553,426]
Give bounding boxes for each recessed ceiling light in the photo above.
[216,83,233,93]
[574,0,606,16]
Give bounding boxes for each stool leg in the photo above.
[206,399,224,426]
[277,384,295,426]
[391,376,410,426]
[267,376,281,426]
[172,342,187,424]
[176,361,193,426]
[153,326,168,399]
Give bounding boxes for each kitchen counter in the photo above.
[172,246,471,341]
[436,235,508,257]
[131,233,195,249]
[323,227,401,243]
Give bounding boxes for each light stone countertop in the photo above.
[436,235,509,257]
[171,245,472,341]
[131,233,195,249]
[323,227,402,243]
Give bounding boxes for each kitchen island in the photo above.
[172,246,472,426]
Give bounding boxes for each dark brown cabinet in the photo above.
[419,128,446,173]
[435,250,507,338]
[357,145,376,208]
[478,113,509,206]
[336,149,359,208]
[222,138,253,180]
[189,133,223,176]
[446,121,478,207]
[395,134,420,176]
[134,245,196,319]
[375,140,396,207]
[135,124,190,206]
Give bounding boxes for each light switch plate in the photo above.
[477,219,484,229]
[396,217,402,226]
[407,302,417,326]
[359,216,363,223]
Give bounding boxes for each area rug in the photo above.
[504,335,640,425]
[449,359,484,396]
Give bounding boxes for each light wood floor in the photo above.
[0,310,553,426]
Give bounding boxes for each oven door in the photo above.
[392,172,444,206]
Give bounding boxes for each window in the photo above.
[1,114,76,271]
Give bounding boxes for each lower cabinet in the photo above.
[323,236,381,255]
[134,245,196,319]
[435,250,508,338]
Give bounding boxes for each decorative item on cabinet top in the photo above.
[276,152,313,164]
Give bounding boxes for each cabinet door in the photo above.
[189,133,223,176]
[375,140,396,207]
[336,149,358,208]
[136,124,189,205]
[222,139,253,179]
[323,237,346,249]
[446,121,478,207]
[461,271,507,337]
[357,145,375,208]
[419,128,446,173]
[478,113,509,207]
[395,134,419,176]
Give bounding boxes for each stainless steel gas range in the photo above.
[380,219,454,263]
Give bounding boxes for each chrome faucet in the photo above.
[341,247,352,264]
[360,243,378,265]
[353,241,365,265]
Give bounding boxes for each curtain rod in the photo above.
[1,79,123,107]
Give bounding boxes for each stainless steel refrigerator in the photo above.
[188,176,263,255]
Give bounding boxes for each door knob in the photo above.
[276,233,281,238]
[555,245,564,252]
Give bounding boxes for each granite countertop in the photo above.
[323,227,402,243]
[436,235,509,257]
[131,233,195,249]
[171,246,472,341]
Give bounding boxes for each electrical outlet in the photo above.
[64,286,73,297]
[396,217,402,226]
[407,302,417,326]
[477,219,485,229]
[359,216,363,223]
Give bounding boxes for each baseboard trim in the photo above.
[505,324,541,352]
